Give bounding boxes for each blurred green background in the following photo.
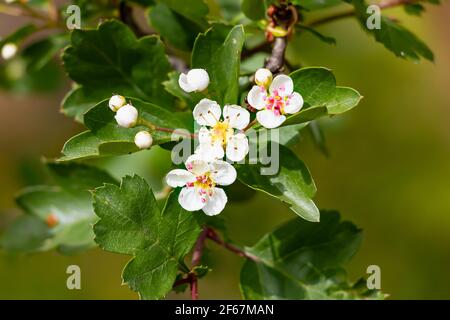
[1,2,449,299]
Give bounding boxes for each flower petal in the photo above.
[256,110,286,129]
[198,127,212,145]
[178,73,195,93]
[202,188,227,216]
[187,69,210,92]
[185,155,209,175]
[284,92,304,114]
[247,85,266,110]
[179,187,206,211]
[226,133,249,162]
[210,160,237,186]
[165,169,196,187]
[223,104,250,130]
[269,74,293,96]
[193,99,221,127]
[195,141,225,162]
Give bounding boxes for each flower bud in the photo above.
[1,43,18,60]
[109,95,126,112]
[255,68,273,88]
[134,131,153,149]
[179,68,210,92]
[115,104,138,128]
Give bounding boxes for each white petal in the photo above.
[165,169,196,187]
[109,95,126,112]
[178,73,195,93]
[223,104,250,130]
[247,85,266,110]
[193,99,221,127]
[115,104,138,128]
[226,133,249,162]
[187,69,210,92]
[269,75,293,96]
[185,155,209,175]
[284,92,304,114]
[210,160,237,186]
[179,187,206,211]
[202,188,227,216]
[1,43,17,60]
[195,141,224,162]
[255,68,272,88]
[134,131,153,149]
[256,110,286,129]
[198,127,212,145]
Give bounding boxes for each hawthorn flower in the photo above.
[109,95,126,112]
[247,69,304,129]
[165,155,237,216]
[179,68,210,93]
[134,131,153,149]
[115,103,138,128]
[193,99,250,162]
[1,43,17,60]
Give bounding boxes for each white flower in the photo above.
[1,43,17,60]
[247,74,304,129]
[178,69,210,93]
[255,68,272,88]
[134,131,153,149]
[193,98,250,162]
[109,95,126,112]
[115,103,138,128]
[165,155,237,216]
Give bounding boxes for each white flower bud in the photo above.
[109,95,126,112]
[134,131,153,149]
[178,68,210,93]
[255,68,272,88]
[115,104,138,128]
[1,43,18,60]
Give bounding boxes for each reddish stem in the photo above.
[206,228,259,262]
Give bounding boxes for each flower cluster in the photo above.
[111,68,303,216]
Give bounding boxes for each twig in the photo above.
[264,36,288,74]
[189,227,209,300]
[307,0,420,27]
[206,228,259,262]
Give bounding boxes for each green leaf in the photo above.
[308,121,329,157]
[192,24,245,105]
[404,3,425,16]
[93,175,201,300]
[154,0,209,27]
[149,3,203,51]
[1,163,117,254]
[237,143,319,222]
[60,97,193,161]
[241,0,267,20]
[349,0,433,62]
[280,67,362,127]
[240,211,384,299]
[61,20,174,121]
[22,33,68,72]
[297,25,336,45]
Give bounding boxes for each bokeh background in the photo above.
[0,1,449,299]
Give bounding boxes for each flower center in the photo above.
[265,90,288,116]
[211,121,232,146]
[186,173,216,202]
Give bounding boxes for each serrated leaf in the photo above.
[192,24,245,105]
[349,0,433,62]
[93,175,201,300]
[279,67,362,127]
[237,143,319,222]
[61,20,174,121]
[240,211,384,299]
[60,97,193,161]
[1,163,116,254]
